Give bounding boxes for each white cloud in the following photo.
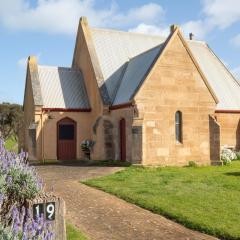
[129,0,240,41]
[181,20,213,40]
[129,23,169,37]
[17,57,28,68]
[1,0,239,43]
[181,20,206,38]
[180,0,240,40]
[202,0,240,29]
[0,0,165,34]
[111,3,165,28]
[0,0,111,34]
[231,34,240,47]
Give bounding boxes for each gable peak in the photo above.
[170,24,180,33]
[80,16,88,25]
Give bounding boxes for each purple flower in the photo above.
[0,193,5,202]
[0,138,54,239]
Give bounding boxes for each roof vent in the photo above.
[189,33,194,40]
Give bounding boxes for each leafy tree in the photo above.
[0,103,23,140]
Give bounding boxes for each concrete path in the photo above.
[36,163,217,240]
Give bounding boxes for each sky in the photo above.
[0,0,240,104]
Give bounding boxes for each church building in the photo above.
[22,17,240,166]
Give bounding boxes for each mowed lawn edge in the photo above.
[66,222,88,240]
[82,162,240,240]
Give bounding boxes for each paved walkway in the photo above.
[36,163,217,240]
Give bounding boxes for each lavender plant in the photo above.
[0,139,54,239]
[0,139,42,216]
[11,206,53,240]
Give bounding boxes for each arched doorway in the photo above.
[119,118,126,161]
[57,117,76,160]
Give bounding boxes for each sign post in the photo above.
[27,194,66,240]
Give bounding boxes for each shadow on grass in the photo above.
[31,159,131,167]
[224,171,240,176]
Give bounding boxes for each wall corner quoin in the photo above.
[131,117,143,164]
[209,114,221,162]
[102,105,110,115]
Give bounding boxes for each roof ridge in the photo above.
[38,65,81,71]
[91,27,206,45]
[187,39,206,44]
[91,27,167,39]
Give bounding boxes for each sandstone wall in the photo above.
[91,107,134,161]
[35,111,91,160]
[22,69,36,159]
[134,33,217,166]
[215,113,240,150]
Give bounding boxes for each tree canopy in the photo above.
[0,102,23,140]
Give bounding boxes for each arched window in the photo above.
[175,111,182,143]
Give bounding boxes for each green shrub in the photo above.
[236,152,240,160]
[188,161,197,167]
[0,224,15,240]
[5,167,41,202]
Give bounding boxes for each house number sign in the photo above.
[33,202,55,221]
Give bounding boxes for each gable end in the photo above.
[24,56,43,108]
[132,27,219,104]
[72,17,111,105]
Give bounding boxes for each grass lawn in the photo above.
[66,223,88,240]
[83,162,240,240]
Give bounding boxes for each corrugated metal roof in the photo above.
[38,66,90,109]
[91,28,166,103]
[189,41,240,110]
[114,45,163,105]
[90,27,240,110]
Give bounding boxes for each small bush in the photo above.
[188,161,197,167]
[221,147,237,165]
[0,223,15,240]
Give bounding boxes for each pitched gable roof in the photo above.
[114,45,164,104]
[90,28,166,104]
[189,42,240,110]
[89,26,240,110]
[38,66,90,109]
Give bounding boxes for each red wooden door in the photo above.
[119,118,126,161]
[57,118,76,160]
